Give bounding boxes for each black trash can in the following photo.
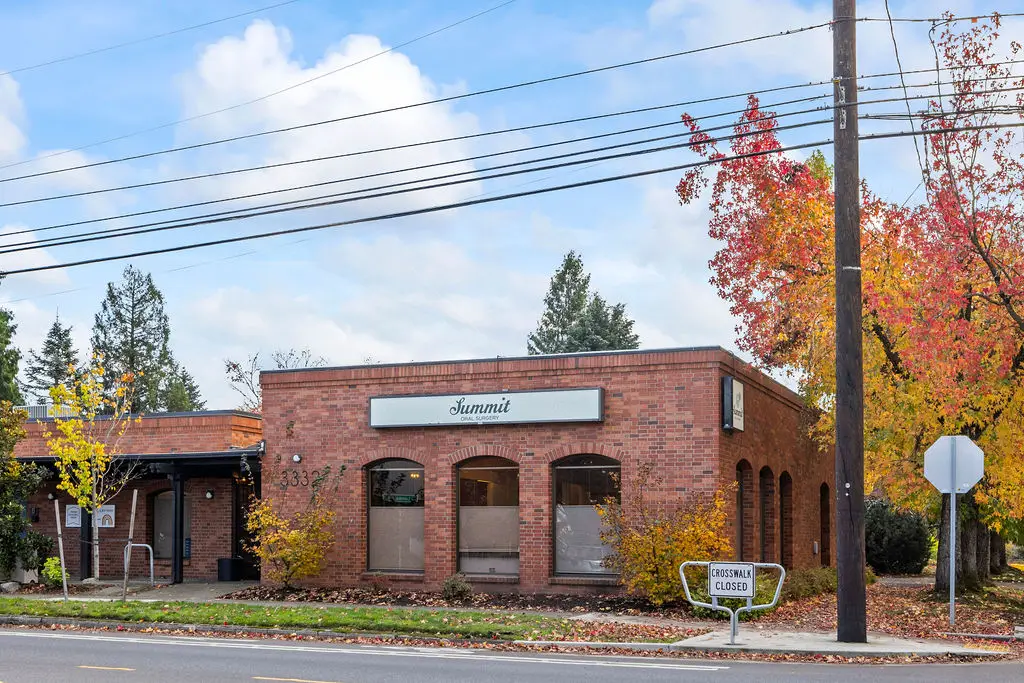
[217,557,243,581]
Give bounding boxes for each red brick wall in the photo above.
[28,478,235,581]
[716,359,835,571]
[261,348,833,593]
[14,411,262,459]
[17,411,259,581]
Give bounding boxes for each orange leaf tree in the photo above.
[676,14,1024,590]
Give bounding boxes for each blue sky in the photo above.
[0,0,1007,408]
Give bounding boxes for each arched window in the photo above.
[736,460,754,561]
[554,454,620,575]
[367,459,425,572]
[759,466,776,563]
[458,456,519,575]
[779,472,794,568]
[152,491,190,560]
[820,483,831,567]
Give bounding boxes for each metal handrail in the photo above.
[679,561,786,645]
[123,543,154,587]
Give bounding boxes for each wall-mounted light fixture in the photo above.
[47,493,55,500]
[205,490,215,500]
[292,454,302,463]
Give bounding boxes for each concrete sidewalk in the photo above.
[668,629,1011,657]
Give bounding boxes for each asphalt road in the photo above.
[0,628,1022,683]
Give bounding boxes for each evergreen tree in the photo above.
[161,364,205,412]
[528,251,641,355]
[0,309,22,404]
[569,294,640,352]
[527,251,591,355]
[23,313,79,404]
[91,265,202,412]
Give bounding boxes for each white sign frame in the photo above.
[707,561,756,598]
[65,505,81,529]
[97,505,115,528]
[369,388,604,428]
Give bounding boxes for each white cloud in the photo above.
[0,74,26,162]
[0,225,71,288]
[168,21,483,216]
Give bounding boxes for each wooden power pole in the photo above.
[833,0,866,643]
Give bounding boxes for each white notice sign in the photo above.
[97,505,115,528]
[370,388,603,428]
[65,505,81,528]
[708,562,756,598]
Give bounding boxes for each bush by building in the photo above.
[865,498,930,575]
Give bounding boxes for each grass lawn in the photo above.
[0,598,691,643]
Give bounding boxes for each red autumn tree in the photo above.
[677,13,1024,591]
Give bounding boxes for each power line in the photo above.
[0,118,835,254]
[0,1,515,177]
[2,136,834,277]
[14,93,1018,256]
[8,118,1024,277]
[0,19,836,178]
[0,0,303,78]
[5,51,1021,190]
[3,77,1010,210]
[0,90,838,209]
[883,0,926,177]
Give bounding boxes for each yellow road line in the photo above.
[253,677,344,683]
[78,665,136,671]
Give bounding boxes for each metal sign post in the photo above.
[923,435,985,626]
[679,561,786,645]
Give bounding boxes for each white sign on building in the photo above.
[370,388,604,428]
[97,505,115,528]
[65,505,81,529]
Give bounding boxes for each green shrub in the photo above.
[41,557,66,588]
[781,567,837,601]
[441,573,472,602]
[18,531,53,572]
[865,498,930,575]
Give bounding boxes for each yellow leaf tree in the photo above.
[45,355,141,579]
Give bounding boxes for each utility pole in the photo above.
[833,0,866,643]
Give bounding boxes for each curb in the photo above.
[940,632,1023,642]
[0,615,496,645]
[512,640,674,651]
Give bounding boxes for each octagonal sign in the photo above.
[924,435,984,494]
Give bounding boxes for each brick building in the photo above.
[260,347,835,593]
[17,411,262,582]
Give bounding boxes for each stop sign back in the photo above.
[924,435,984,494]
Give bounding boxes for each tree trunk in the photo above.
[92,515,100,580]
[998,535,1008,571]
[961,500,978,591]
[976,523,990,584]
[990,531,1002,575]
[935,493,954,593]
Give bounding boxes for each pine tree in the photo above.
[0,309,23,404]
[527,251,591,355]
[528,251,641,355]
[161,364,205,412]
[23,314,79,404]
[569,295,641,352]
[91,265,202,412]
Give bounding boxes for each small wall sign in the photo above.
[65,505,81,528]
[97,504,115,528]
[722,376,745,431]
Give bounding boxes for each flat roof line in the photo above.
[262,345,732,376]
